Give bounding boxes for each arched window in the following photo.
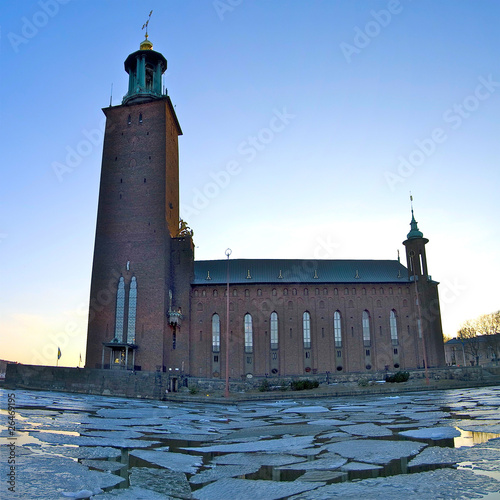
[334,311,342,347]
[244,314,253,353]
[270,312,278,349]
[362,310,371,347]
[127,276,137,343]
[212,314,220,352]
[114,277,125,342]
[139,113,143,124]
[390,310,398,345]
[303,312,311,348]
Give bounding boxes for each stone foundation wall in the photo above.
[5,363,499,400]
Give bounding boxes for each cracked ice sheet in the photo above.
[29,431,160,448]
[277,453,347,471]
[0,453,124,500]
[339,423,393,437]
[89,486,170,499]
[399,426,461,440]
[193,478,324,500]
[220,423,331,440]
[409,438,500,468]
[130,449,203,473]
[130,467,192,499]
[189,464,261,484]
[326,439,426,464]
[288,468,500,500]
[212,452,307,467]
[24,444,122,459]
[182,435,315,454]
[281,405,330,413]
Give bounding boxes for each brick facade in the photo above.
[85,40,445,380]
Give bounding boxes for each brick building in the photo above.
[85,38,446,382]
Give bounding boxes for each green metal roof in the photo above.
[193,259,410,285]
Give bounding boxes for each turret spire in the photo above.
[407,193,424,240]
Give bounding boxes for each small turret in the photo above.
[403,202,429,280]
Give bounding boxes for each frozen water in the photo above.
[129,467,192,498]
[212,452,307,467]
[326,439,426,464]
[89,486,170,499]
[281,405,330,413]
[277,453,347,471]
[289,468,500,500]
[192,478,324,500]
[339,423,393,437]
[189,464,261,484]
[2,386,500,499]
[0,453,125,499]
[29,431,160,448]
[399,426,462,440]
[182,435,315,454]
[130,449,203,473]
[341,461,383,471]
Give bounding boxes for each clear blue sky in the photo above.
[1,0,499,367]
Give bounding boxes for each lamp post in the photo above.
[224,248,232,398]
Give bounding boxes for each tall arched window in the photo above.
[334,311,342,347]
[212,314,220,352]
[303,312,311,348]
[114,277,125,342]
[127,276,137,343]
[270,312,278,349]
[362,310,371,347]
[244,314,253,353]
[390,310,398,345]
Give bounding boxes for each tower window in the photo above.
[362,310,371,347]
[390,310,398,345]
[127,114,131,126]
[139,113,143,124]
[212,314,220,352]
[127,276,137,343]
[270,312,278,349]
[334,311,342,347]
[244,313,253,353]
[303,311,311,348]
[114,277,125,342]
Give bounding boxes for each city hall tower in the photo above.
[85,36,194,373]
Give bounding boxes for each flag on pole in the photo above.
[57,348,62,360]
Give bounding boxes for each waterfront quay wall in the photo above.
[4,363,500,401]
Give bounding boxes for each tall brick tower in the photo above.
[85,35,193,373]
[403,207,445,368]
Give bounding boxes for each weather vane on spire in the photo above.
[142,10,153,39]
[410,191,414,212]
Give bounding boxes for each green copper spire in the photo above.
[407,209,424,239]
